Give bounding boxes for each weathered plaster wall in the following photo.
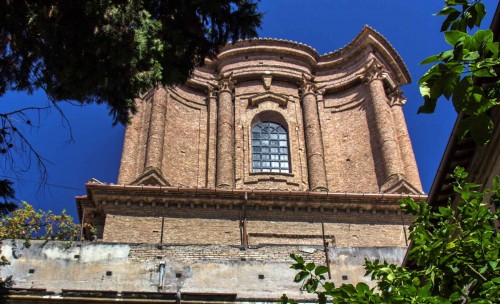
[1,240,406,301]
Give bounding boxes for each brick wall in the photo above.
[103,214,408,247]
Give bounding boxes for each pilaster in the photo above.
[144,87,167,172]
[388,89,422,192]
[206,87,218,188]
[362,63,404,190]
[299,76,328,192]
[216,76,235,188]
[118,99,143,184]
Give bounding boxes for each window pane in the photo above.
[252,121,290,173]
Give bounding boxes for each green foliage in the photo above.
[284,167,500,303]
[0,201,84,289]
[419,0,499,145]
[0,202,82,242]
[0,0,262,206]
[0,0,262,125]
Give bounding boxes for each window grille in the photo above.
[252,122,290,173]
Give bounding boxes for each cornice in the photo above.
[318,25,411,86]
[79,183,426,209]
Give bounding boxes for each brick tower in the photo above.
[3,26,426,302]
[78,26,424,247]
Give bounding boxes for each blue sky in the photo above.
[1,1,497,219]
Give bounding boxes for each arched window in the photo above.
[252,122,290,173]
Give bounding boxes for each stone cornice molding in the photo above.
[77,183,427,223]
[319,26,411,86]
[248,92,289,108]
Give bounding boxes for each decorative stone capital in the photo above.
[217,73,235,95]
[388,88,407,107]
[361,61,387,83]
[207,85,218,99]
[315,85,326,101]
[299,74,317,98]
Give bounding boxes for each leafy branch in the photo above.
[419,0,500,145]
[284,167,500,303]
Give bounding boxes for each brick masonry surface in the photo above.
[104,214,408,247]
[84,30,424,252]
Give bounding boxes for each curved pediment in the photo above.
[248,92,290,108]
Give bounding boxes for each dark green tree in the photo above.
[1,0,262,124]
[0,0,262,209]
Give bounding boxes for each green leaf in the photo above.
[450,18,467,32]
[314,266,329,275]
[462,51,479,61]
[420,54,441,65]
[305,262,315,271]
[412,277,421,286]
[290,254,305,264]
[445,31,468,46]
[355,282,369,293]
[452,76,472,112]
[446,241,456,250]
[441,11,461,32]
[473,29,493,46]
[457,114,493,145]
[468,114,493,145]
[474,2,486,26]
[324,282,335,292]
[436,6,459,16]
[470,65,496,77]
[290,263,305,270]
[294,271,309,283]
